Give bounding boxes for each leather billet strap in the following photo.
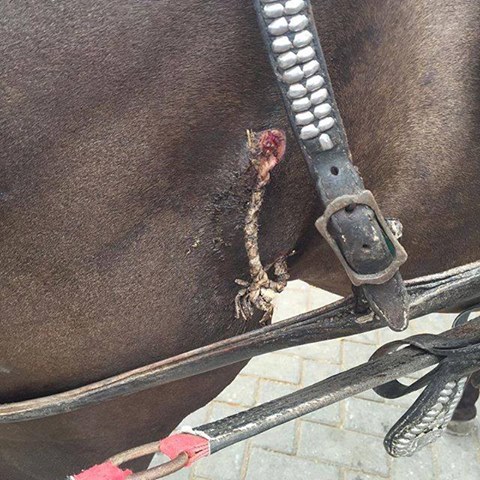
[252,0,409,330]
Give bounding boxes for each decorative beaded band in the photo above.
[254,0,337,152]
[386,376,467,457]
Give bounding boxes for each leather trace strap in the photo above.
[253,0,409,330]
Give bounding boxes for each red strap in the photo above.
[73,462,132,480]
[159,433,210,467]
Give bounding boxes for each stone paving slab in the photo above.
[245,447,340,480]
[241,352,302,384]
[154,281,480,480]
[432,433,480,480]
[344,397,405,438]
[344,471,385,480]
[298,421,390,476]
[216,374,258,407]
[284,339,342,364]
[389,445,435,480]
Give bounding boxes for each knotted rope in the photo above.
[235,130,289,324]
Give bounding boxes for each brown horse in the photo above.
[0,0,478,478]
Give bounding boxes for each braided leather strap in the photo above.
[371,312,480,456]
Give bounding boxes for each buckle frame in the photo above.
[315,190,408,286]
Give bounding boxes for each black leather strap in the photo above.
[369,314,480,456]
[253,0,409,330]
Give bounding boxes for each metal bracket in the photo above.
[315,190,408,286]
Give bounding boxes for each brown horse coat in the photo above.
[0,1,478,478]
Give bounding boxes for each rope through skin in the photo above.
[235,130,289,324]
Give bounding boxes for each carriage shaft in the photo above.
[1,261,479,423]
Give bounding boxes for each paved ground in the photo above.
[152,281,480,479]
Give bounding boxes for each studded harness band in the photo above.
[252,0,409,331]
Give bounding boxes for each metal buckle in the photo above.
[315,190,408,286]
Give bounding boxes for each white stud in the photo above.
[295,111,314,125]
[319,133,334,150]
[283,66,304,83]
[300,124,319,139]
[297,46,315,63]
[292,97,311,112]
[302,60,320,77]
[318,117,335,131]
[314,103,332,118]
[310,88,328,105]
[277,51,297,69]
[293,30,313,47]
[287,83,308,98]
[306,75,324,91]
[268,17,289,36]
[289,14,309,32]
[264,3,285,18]
[284,0,306,15]
[272,36,293,53]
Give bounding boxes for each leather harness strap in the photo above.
[5,262,480,425]
[252,0,409,330]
